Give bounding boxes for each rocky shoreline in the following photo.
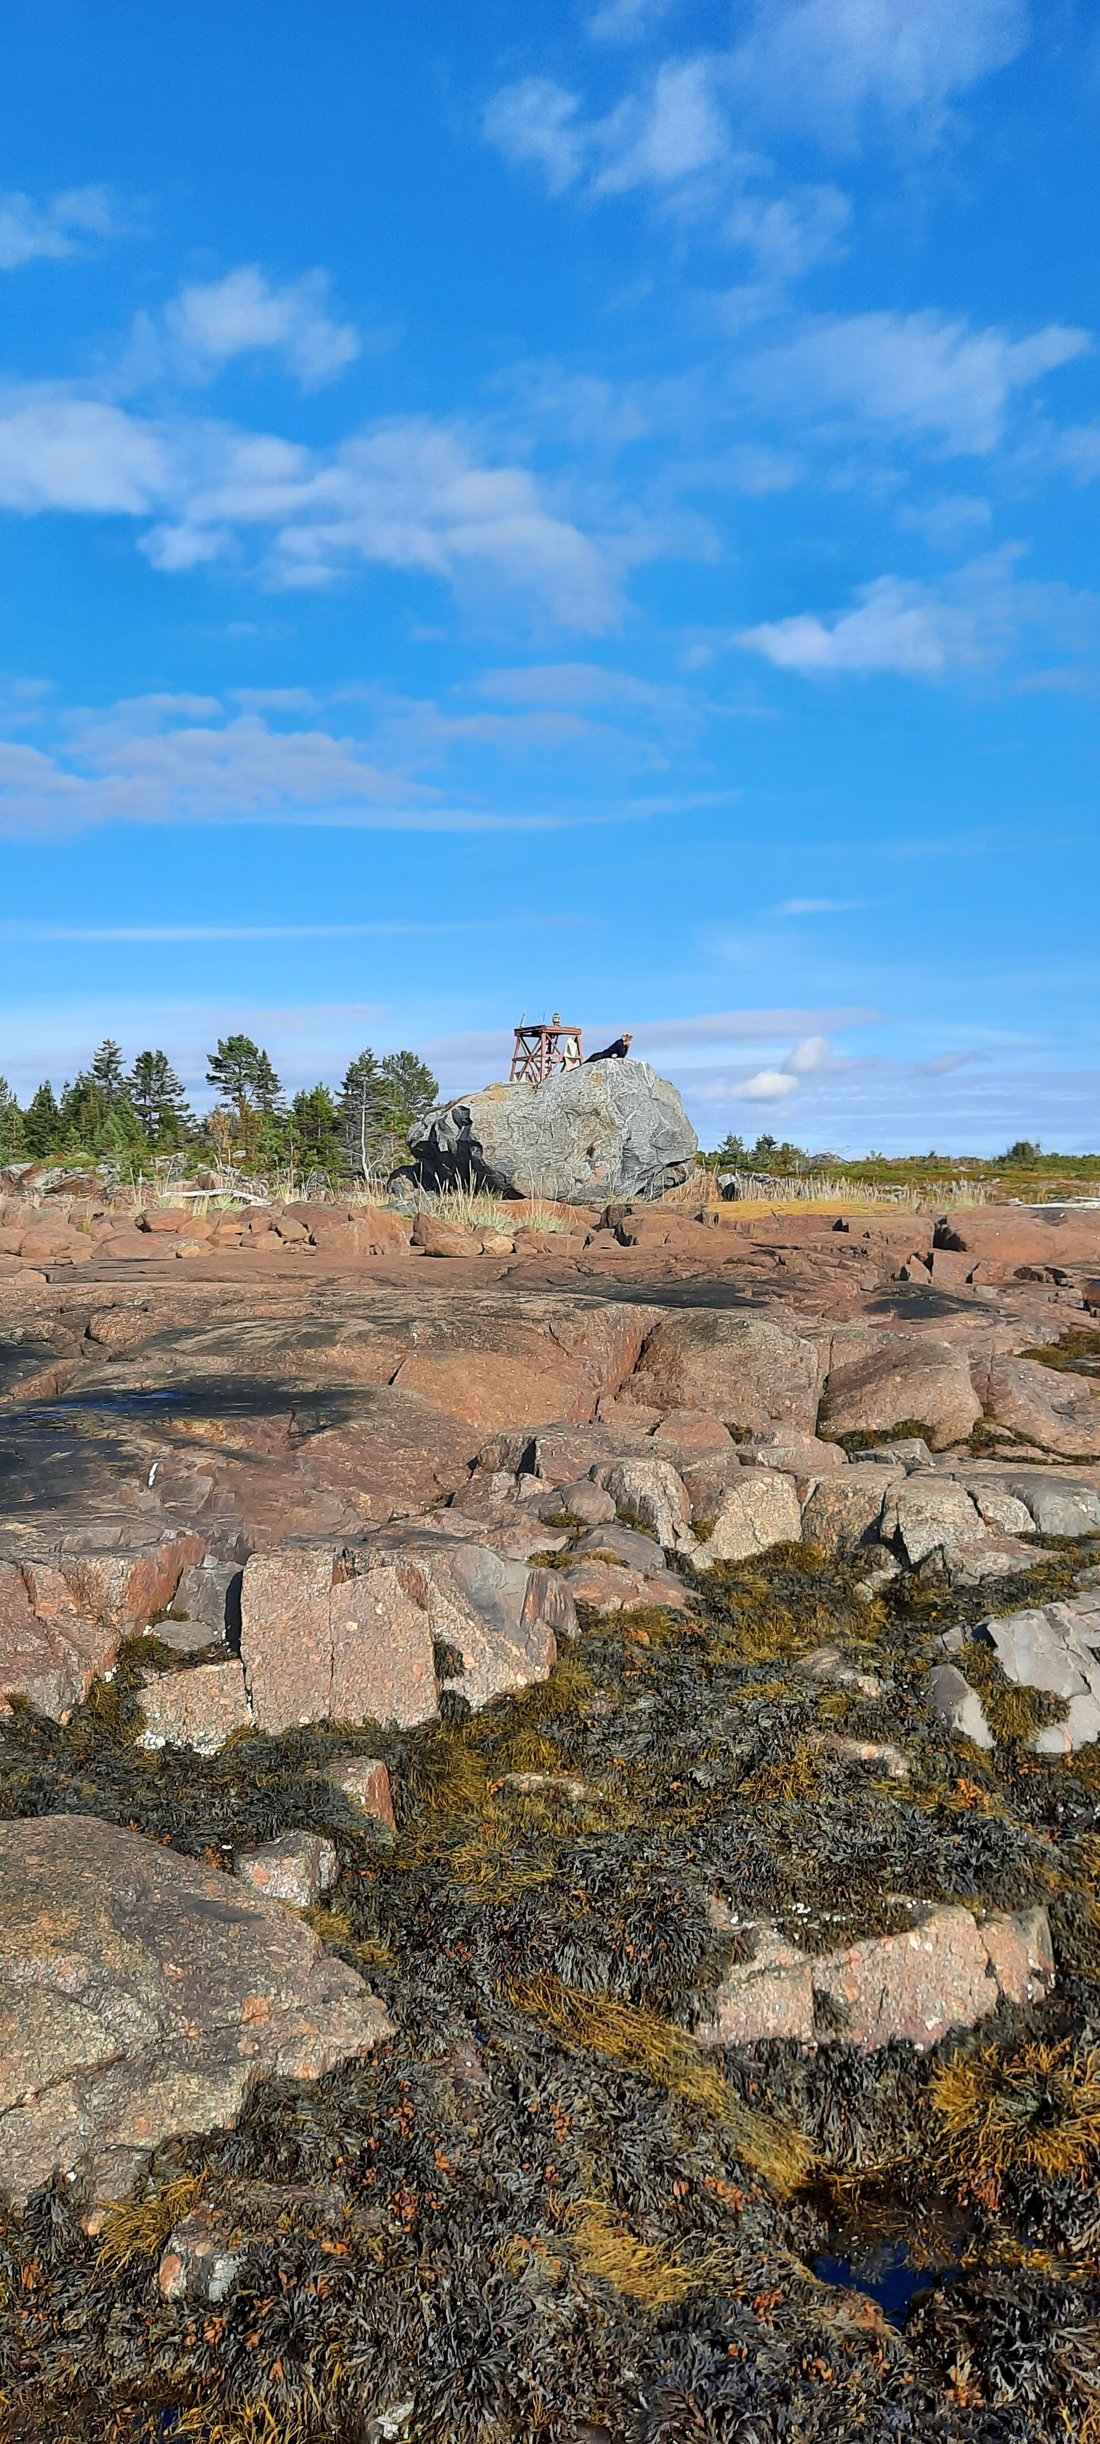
[3,1197,1100,2438]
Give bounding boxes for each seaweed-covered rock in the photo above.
[0,1815,393,2207]
[409,1059,698,1204]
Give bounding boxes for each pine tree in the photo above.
[22,1081,61,1159]
[90,1040,126,1104]
[206,1037,282,1131]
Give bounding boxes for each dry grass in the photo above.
[715,1172,992,1209]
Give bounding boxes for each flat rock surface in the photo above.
[0,1814,393,2207]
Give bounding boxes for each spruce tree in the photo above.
[0,1077,22,1162]
[128,1050,191,1144]
[378,1050,438,1143]
[90,1040,125,1103]
[290,1084,343,1172]
[340,1049,382,1178]
[22,1081,61,1159]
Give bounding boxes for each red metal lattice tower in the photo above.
[509,1012,584,1084]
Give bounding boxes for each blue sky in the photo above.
[0,0,1097,1152]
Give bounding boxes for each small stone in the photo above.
[882,1477,987,1567]
[0,1816,393,2207]
[323,1754,395,1830]
[137,1661,252,1754]
[574,1521,664,1571]
[801,1467,898,1556]
[1006,1476,1100,1538]
[929,1662,994,1749]
[235,1830,338,1908]
[593,1456,695,1552]
[151,1617,219,1656]
[801,1645,883,1698]
[984,1608,1090,1699]
[697,1903,1053,2053]
[1032,1694,1100,1755]
[969,1484,1035,1537]
[816,1733,910,1780]
[503,1771,588,1803]
[694,1469,801,1565]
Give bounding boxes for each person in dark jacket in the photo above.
[586,1032,633,1062]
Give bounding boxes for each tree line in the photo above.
[0,1035,439,1177]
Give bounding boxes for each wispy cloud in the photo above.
[0,185,121,271]
[0,690,664,839]
[485,0,1031,224]
[775,898,870,916]
[743,310,1089,456]
[725,0,1030,149]
[0,914,588,944]
[586,0,679,43]
[627,1005,879,1048]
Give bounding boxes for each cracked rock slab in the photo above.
[0,1815,393,2207]
[697,1903,1053,2052]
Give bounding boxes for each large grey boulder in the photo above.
[409,1059,698,1204]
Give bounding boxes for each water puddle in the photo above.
[813,2242,954,2326]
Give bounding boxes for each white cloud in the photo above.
[725,183,850,284]
[591,57,729,196]
[1,916,569,944]
[786,1033,833,1073]
[482,79,586,194]
[586,0,678,43]
[736,1068,801,1100]
[726,0,1030,147]
[737,550,1100,681]
[0,184,119,271]
[899,493,993,548]
[739,574,972,676]
[164,265,361,389]
[485,57,728,203]
[0,391,620,627]
[1051,423,1100,483]
[745,311,1089,455]
[486,0,1029,228]
[0,393,168,512]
